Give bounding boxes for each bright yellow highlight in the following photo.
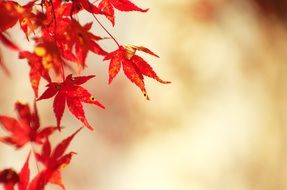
[123,45,136,60]
[34,46,46,56]
[15,5,25,14]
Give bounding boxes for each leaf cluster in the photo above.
[0,0,170,189]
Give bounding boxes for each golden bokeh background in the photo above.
[1,0,287,189]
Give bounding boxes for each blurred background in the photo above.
[1,0,287,189]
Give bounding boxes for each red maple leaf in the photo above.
[0,1,38,40]
[19,51,51,97]
[60,0,102,16]
[0,101,57,149]
[99,0,148,26]
[56,19,107,69]
[37,74,105,130]
[17,1,38,40]
[0,1,20,32]
[36,0,73,33]
[0,33,19,51]
[18,153,30,190]
[31,37,67,80]
[104,45,170,99]
[30,128,81,190]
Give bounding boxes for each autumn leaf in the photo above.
[62,0,102,16]
[70,20,107,68]
[0,33,19,51]
[0,1,38,40]
[104,45,170,99]
[28,18,106,76]
[18,1,38,40]
[99,0,148,25]
[31,128,81,190]
[0,1,20,32]
[56,19,107,69]
[18,153,31,190]
[0,101,57,148]
[37,0,73,34]
[19,51,51,97]
[37,74,105,130]
[27,37,67,80]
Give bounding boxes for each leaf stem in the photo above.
[88,4,120,47]
[49,0,57,36]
